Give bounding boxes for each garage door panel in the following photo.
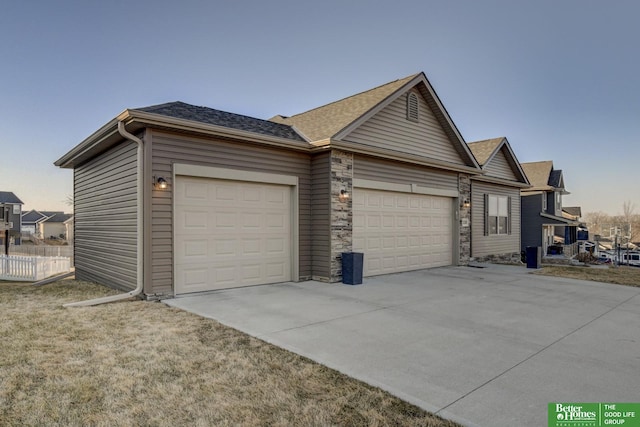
[175,176,292,294]
[354,188,453,277]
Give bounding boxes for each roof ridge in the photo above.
[281,73,420,119]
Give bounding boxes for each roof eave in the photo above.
[330,140,482,175]
[55,110,313,169]
[541,212,580,226]
[54,117,121,168]
[471,174,532,188]
[126,110,312,151]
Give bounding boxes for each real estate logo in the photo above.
[551,403,597,426]
[549,403,640,427]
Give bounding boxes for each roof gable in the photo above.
[521,161,555,191]
[271,72,479,169]
[270,74,418,141]
[468,137,529,185]
[0,191,24,204]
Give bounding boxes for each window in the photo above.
[485,194,510,235]
[542,193,547,211]
[556,192,561,213]
[406,92,419,122]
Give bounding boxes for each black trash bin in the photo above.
[342,252,364,285]
[526,246,541,269]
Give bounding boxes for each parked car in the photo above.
[620,252,640,267]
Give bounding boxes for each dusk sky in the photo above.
[1,0,638,216]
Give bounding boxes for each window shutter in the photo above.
[507,196,512,235]
[484,194,489,236]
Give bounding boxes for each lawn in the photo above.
[0,280,459,427]
[534,265,640,287]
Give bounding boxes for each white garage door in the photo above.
[353,188,453,276]
[175,176,292,294]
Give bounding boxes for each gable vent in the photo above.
[407,92,419,122]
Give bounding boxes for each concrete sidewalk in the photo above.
[165,264,640,427]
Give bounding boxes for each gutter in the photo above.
[64,121,144,307]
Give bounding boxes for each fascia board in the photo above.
[124,110,312,152]
[54,118,120,168]
[470,174,532,188]
[55,110,315,169]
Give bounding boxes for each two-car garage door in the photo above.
[353,188,453,277]
[174,176,292,295]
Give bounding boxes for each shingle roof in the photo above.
[467,138,503,166]
[43,212,73,223]
[135,102,305,142]
[0,191,24,204]
[270,74,420,141]
[521,161,555,190]
[563,206,582,217]
[21,210,65,223]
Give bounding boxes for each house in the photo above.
[562,207,589,241]
[520,161,580,256]
[0,191,24,246]
[21,210,73,240]
[467,138,530,262]
[55,72,491,299]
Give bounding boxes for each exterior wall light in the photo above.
[154,176,168,190]
[339,189,350,202]
[463,198,471,209]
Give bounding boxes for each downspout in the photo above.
[64,121,144,307]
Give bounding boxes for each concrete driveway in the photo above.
[165,264,640,427]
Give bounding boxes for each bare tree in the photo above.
[584,211,610,236]
[620,201,637,242]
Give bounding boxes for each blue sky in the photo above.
[1,0,638,215]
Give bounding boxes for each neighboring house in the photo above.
[21,210,72,239]
[38,212,73,239]
[562,207,588,241]
[520,161,580,256]
[467,137,530,262]
[56,72,492,299]
[0,191,24,245]
[21,210,49,236]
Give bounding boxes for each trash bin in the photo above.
[342,252,364,285]
[526,246,541,269]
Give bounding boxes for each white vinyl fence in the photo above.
[0,255,72,282]
[9,244,74,266]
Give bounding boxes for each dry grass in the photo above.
[0,280,459,427]
[534,265,640,287]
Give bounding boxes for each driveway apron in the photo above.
[165,264,640,427]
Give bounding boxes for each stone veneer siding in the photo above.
[458,173,471,264]
[330,150,353,282]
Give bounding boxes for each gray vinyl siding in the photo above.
[521,193,544,251]
[484,148,519,181]
[74,140,138,291]
[345,89,465,165]
[471,181,521,257]
[150,130,311,295]
[311,152,331,280]
[354,154,459,191]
